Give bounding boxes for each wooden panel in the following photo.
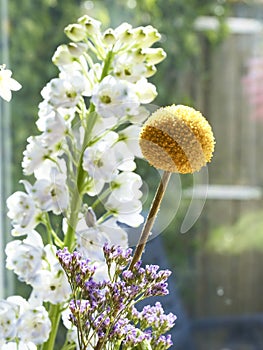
[191,27,263,322]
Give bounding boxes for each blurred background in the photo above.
[1,0,263,349]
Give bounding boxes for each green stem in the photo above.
[41,304,61,350]
[44,213,63,247]
[129,170,171,270]
[91,187,111,210]
[63,104,97,250]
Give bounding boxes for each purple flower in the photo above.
[58,245,176,349]
[157,334,173,348]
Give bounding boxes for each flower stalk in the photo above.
[129,170,171,270]
[64,104,97,251]
[41,304,62,350]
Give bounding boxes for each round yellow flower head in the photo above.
[139,104,215,174]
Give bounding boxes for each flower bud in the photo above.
[102,28,116,46]
[144,64,157,78]
[118,28,134,45]
[67,42,87,56]
[64,23,86,42]
[141,25,161,47]
[132,48,146,63]
[132,26,147,41]
[142,48,167,65]
[52,45,71,66]
[78,15,101,37]
[84,207,97,227]
[114,22,132,37]
[135,78,157,104]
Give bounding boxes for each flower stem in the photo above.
[129,170,171,270]
[63,105,97,251]
[41,304,61,350]
[94,340,104,350]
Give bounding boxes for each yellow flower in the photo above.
[139,104,215,173]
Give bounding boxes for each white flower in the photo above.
[76,216,128,261]
[91,114,119,139]
[36,110,67,147]
[0,296,31,342]
[1,297,51,346]
[83,131,119,187]
[85,178,105,197]
[98,217,128,247]
[105,195,143,227]
[64,23,87,42]
[106,23,133,52]
[142,47,166,65]
[38,99,76,122]
[33,157,66,181]
[16,305,51,344]
[30,245,71,304]
[91,76,140,119]
[6,296,30,316]
[127,105,149,124]
[61,308,79,349]
[58,62,102,99]
[52,43,87,67]
[76,225,107,261]
[83,132,141,194]
[0,299,19,339]
[5,231,44,283]
[1,342,37,350]
[110,172,142,202]
[32,167,69,215]
[31,269,71,304]
[134,77,157,104]
[113,52,146,83]
[0,65,21,102]
[41,72,86,108]
[102,28,116,47]
[111,141,136,172]
[6,190,38,232]
[22,135,52,175]
[118,124,143,157]
[32,178,69,214]
[132,25,161,48]
[78,14,102,37]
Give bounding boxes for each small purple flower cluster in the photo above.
[57,248,96,291]
[57,244,176,349]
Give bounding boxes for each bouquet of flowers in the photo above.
[0,12,214,350]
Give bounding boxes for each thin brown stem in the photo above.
[129,170,171,270]
[94,339,104,350]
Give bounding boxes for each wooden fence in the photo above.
[178,16,263,349]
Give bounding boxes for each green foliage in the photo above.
[206,210,263,254]
[109,0,230,105]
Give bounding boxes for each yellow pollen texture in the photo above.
[139,105,215,173]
